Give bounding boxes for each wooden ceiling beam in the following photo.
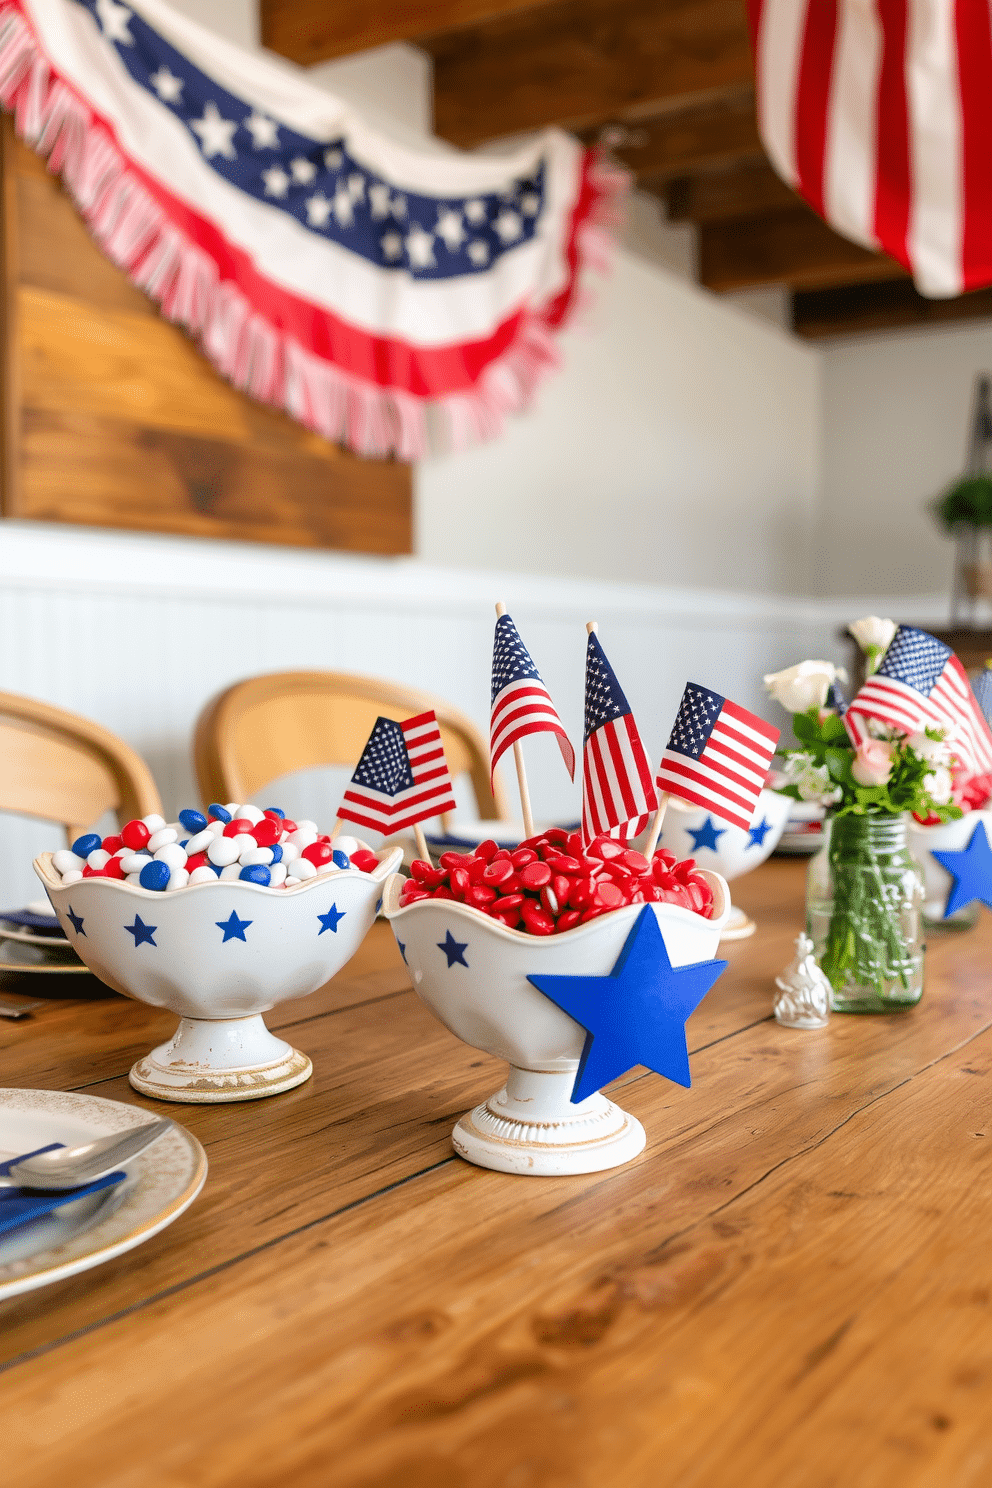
[661,159,799,223]
[584,91,764,183]
[793,279,992,339]
[260,0,557,67]
[700,206,905,293]
[424,0,756,147]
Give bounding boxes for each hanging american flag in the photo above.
[0,1,623,460]
[337,711,457,836]
[490,612,574,786]
[582,632,657,843]
[656,683,781,832]
[748,0,992,297]
[845,626,992,775]
[972,665,992,728]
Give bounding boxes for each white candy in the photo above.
[292,857,317,881]
[232,834,256,860]
[295,820,318,835]
[86,849,111,869]
[238,804,265,824]
[60,869,83,885]
[224,802,241,817]
[147,828,178,852]
[242,846,274,866]
[142,813,166,831]
[53,849,85,874]
[189,865,219,885]
[219,863,242,880]
[280,842,300,864]
[155,843,188,869]
[206,836,240,867]
[120,852,152,876]
[125,872,144,886]
[288,828,317,849]
[285,875,301,887]
[334,835,359,856]
[207,819,226,837]
[167,867,190,891]
[185,829,213,854]
[268,863,288,887]
[315,861,336,876]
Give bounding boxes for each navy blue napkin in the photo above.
[0,1145,125,1237]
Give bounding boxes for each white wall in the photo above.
[817,319,992,597]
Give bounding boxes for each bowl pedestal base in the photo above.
[129,1014,312,1104]
[719,904,757,941]
[452,1066,646,1176]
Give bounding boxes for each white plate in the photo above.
[0,922,71,950]
[0,1089,207,1299]
[0,940,88,975]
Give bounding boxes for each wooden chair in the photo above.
[0,689,162,841]
[193,671,509,827]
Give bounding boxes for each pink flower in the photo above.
[851,738,894,787]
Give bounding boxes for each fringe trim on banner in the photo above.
[0,5,626,460]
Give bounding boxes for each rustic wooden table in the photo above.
[2,858,991,1488]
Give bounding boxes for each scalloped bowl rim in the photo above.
[382,866,731,940]
[34,846,403,901]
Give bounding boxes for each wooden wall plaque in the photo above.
[0,120,412,555]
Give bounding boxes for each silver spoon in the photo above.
[0,1118,174,1190]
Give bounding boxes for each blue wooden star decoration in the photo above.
[528,906,728,1104]
[687,816,727,853]
[933,820,992,917]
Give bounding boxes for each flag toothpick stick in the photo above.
[414,823,431,865]
[643,796,670,860]
[495,600,536,839]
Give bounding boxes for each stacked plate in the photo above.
[0,900,95,987]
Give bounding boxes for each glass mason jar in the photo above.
[806,813,925,1013]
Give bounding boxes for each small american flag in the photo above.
[490,613,574,785]
[338,710,457,835]
[845,626,992,776]
[582,632,657,842]
[656,683,780,832]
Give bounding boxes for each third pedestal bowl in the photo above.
[656,788,791,939]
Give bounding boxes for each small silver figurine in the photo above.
[774,932,831,1029]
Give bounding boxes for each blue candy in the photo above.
[179,809,207,833]
[270,844,283,864]
[264,806,286,818]
[71,833,103,858]
[139,860,170,892]
[208,803,232,823]
[239,864,271,886]
[332,850,351,870]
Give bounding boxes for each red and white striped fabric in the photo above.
[490,612,575,787]
[0,0,623,459]
[338,711,457,836]
[655,683,780,832]
[581,631,657,843]
[748,0,992,297]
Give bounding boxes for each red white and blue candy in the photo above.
[50,805,380,891]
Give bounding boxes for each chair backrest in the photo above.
[0,689,162,841]
[193,671,509,825]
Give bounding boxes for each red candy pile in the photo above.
[398,828,714,935]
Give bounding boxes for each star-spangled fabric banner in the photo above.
[0,0,623,459]
[490,612,575,788]
[337,710,457,836]
[655,683,780,833]
[582,631,657,844]
[845,626,992,778]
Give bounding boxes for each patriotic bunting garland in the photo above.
[0,0,623,459]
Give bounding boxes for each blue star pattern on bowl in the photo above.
[125,915,157,947]
[317,905,346,935]
[66,906,85,936]
[438,930,469,968]
[216,910,252,943]
[747,817,772,849]
[687,817,727,853]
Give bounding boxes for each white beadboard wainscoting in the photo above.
[0,522,947,906]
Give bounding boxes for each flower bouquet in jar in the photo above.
[763,618,982,1013]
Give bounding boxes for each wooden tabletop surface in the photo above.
[3,858,992,1488]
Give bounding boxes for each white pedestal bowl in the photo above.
[907,809,992,927]
[657,788,792,940]
[382,870,730,1176]
[35,846,402,1103]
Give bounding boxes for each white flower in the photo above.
[782,753,843,806]
[848,616,897,654]
[906,731,952,766]
[764,660,848,714]
[923,765,954,805]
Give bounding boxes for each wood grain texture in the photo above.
[793,276,992,339]
[665,160,800,223]
[260,0,556,63]
[425,0,755,146]
[700,206,906,292]
[4,862,992,1487]
[0,122,412,555]
[588,90,763,182]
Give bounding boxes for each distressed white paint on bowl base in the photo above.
[129,1013,312,1102]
